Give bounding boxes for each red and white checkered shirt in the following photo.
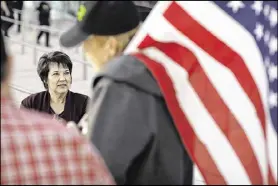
[1,97,115,185]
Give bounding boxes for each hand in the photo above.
[66,114,89,137]
[77,113,89,136]
[66,121,80,135]
[53,114,66,122]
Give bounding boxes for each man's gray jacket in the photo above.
[89,55,193,185]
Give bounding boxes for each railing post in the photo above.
[83,62,87,80]
[33,47,37,65]
[82,54,87,80]
[21,14,25,55]
[59,39,63,52]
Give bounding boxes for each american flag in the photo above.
[125,1,277,185]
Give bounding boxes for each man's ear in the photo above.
[105,36,118,57]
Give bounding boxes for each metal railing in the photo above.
[7,37,90,80]
[1,15,63,39]
[12,5,76,21]
[2,14,91,80]
[9,84,34,95]
[9,84,34,108]
[1,12,80,51]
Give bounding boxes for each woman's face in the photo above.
[47,62,72,94]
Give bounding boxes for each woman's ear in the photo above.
[43,79,48,89]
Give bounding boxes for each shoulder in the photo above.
[93,55,146,85]
[93,55,162,97]
[69,91,89,102]
[2,106,72,137]
[1,107,115,184]
[21,91,47,107]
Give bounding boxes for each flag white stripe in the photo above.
[135,10,266,180]
[177,2,270,127]
[142,47,251,184]
[267,115,278,181]
[124,1,172,54]
[195,45,267,181]
[193,166,206,185]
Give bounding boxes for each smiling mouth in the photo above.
[58,84,67,87]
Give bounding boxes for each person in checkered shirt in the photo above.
[1,32,115,185]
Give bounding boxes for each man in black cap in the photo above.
[60,1,193,185]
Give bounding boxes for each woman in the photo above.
[21,51,89,124]
[60,1,193,185]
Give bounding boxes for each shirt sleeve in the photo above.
[88,78,154,185]
[83,96,89,114]
[75,136,116,185]
[20,97,32,109]
[77,95,89,124]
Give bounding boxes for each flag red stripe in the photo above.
[164,2,266,136]
[268,165,277,185]
[138,35,263,184]
[133,53,227,184]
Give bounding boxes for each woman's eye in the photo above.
[64,72,70,75]
[53,73,59,76]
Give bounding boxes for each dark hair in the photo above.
[1,32,8,83]
[37,51,73,89]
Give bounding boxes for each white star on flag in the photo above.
[269,91,278,108]
[254,23,264,40]
[227,1,245,13]
[251,1,263,16]
[265,56,271,67]
[269,8,277,28]
[264,30,270,44]
[268,64,278,82]
[263,4,271,17]
[268,36,277,55]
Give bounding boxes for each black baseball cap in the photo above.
[60,1,140,48]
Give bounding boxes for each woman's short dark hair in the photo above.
[37,51,73,89]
